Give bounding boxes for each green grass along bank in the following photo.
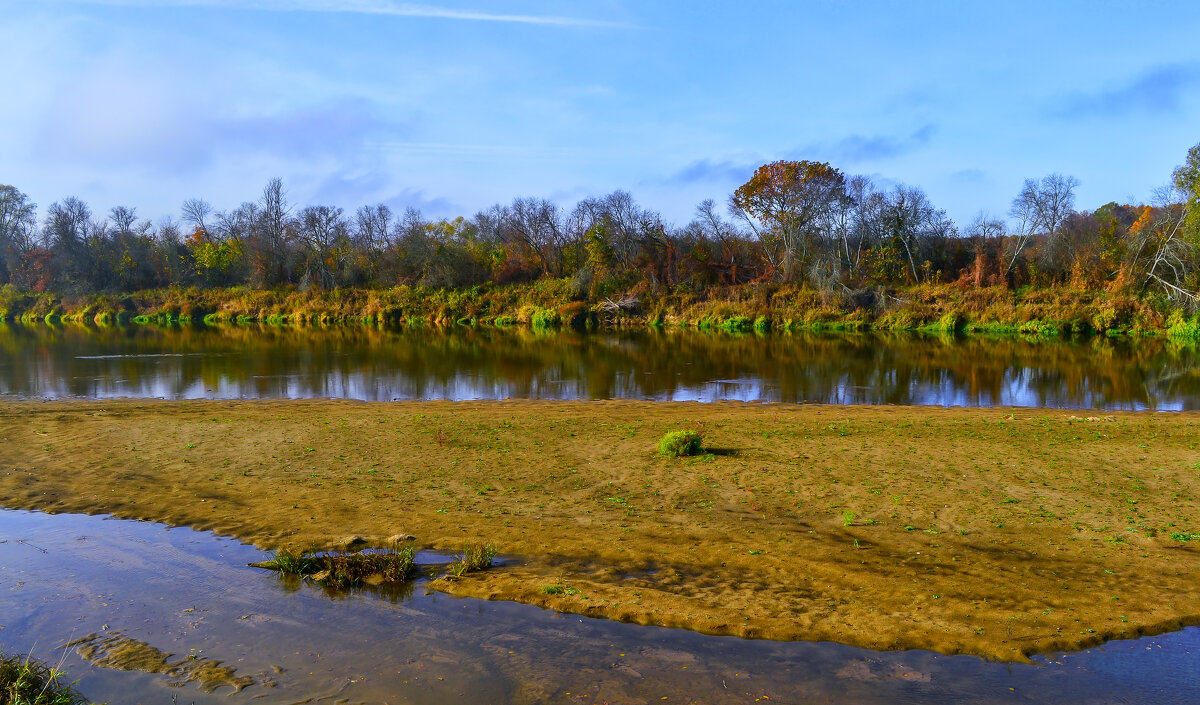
[2,281,1199,339]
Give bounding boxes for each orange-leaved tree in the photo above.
[730,160,846,282]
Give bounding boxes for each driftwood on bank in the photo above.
[598,296,640,323]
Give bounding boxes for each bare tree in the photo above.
[502,197,565,275]
[155,216,192,285]
[181,198,213,239]
[831,174,879,274]
[247,178,294,286]
[215,202,259,246]
[689,198,748,284]
[354,204,393,253]
[570,191,661,274]
[1126,186,1196,304]
[297,204,348,288]
[966,211,1005,240]
[42,197,90,250]
[1006,174,1079,275]
[1035,174,1079,238]
[109,206,138,236]
[391,207,434,283]
[878,185,953,283]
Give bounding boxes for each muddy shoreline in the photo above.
[1,398,1197,661]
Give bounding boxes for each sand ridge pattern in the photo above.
[2,399,1198,661]
[68,631,255,692]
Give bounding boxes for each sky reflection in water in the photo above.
[1,323,1198,409]
[2,509,1198,705]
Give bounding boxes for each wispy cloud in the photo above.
[382,187,458,216]
[665,126,937,186]
[668,159,755,185]
[1053,63,1200,118]
[306,170,462,215]
[367,141,522,156]
[58,0,632,27]
[813,124,937,164]
[39,93,404,174]
[949,168,988,185]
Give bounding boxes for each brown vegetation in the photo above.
[2,142,1198,320]
[4,281,1200,339]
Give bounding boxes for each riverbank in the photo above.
[3,282,1199,338]
[1,399,1198,662]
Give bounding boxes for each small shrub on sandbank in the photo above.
[448,542,497,577]
[657,430,704,457]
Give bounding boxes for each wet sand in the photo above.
[1,399,1197,661]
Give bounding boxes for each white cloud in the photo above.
[28,46,407,176]
[54,0,632,27]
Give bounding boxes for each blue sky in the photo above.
[3,0,1200,229]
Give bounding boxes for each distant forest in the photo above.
[1,142,1198,308]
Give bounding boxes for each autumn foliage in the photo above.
[0,144,1198,309]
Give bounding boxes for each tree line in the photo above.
[1,142,1198,304]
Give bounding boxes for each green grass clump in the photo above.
[540,583,580,596]
[327,547,418,586]
[1166,311,1200,339]
[448,542,497,577]
[266,547,322,575]
[719,315,752,332]
[842,509,857,526]
[657,430,703,457]
[255,546,418,588]
[0,652,88,705]
[530,308,561,329]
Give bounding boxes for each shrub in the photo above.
[657,430,703,457]
[253,546,417,587]
[0,652,87,705]
[530,307,561,329]
[933,311,960,333]
[448,542,497,577]
[1167,311,1200,339]
[719,315,752,332]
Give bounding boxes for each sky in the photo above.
[3,0,1200,230]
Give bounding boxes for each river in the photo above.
[2,323,1198,409]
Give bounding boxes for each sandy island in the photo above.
[1,399,1197,662]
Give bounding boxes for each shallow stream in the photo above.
[2,509,1197,705]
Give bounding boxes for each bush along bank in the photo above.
[1,281,1199,339]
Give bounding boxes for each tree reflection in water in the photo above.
[0,323,1196,410]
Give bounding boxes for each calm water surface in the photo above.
[2,509,1197,705]
[4,326,1200,702]
[2,323,1199,409]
